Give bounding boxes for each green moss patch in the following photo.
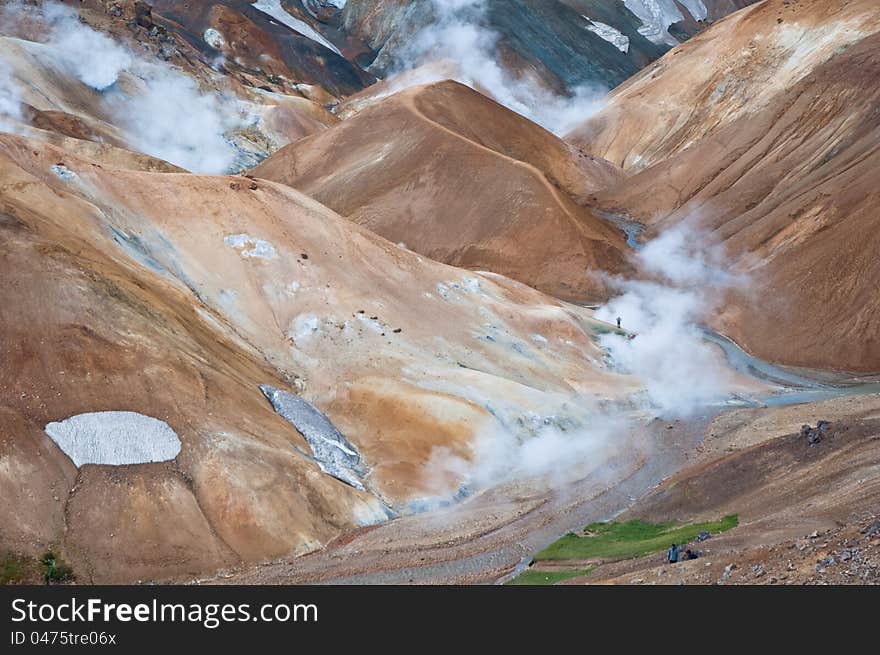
[506,567,595,585]
[534,515,738,562]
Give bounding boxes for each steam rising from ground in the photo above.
[115,65,247,174]
[0,1,248,172]
[420,407,630,509]
[40,1,132,89]
[422,223,741,503]
[385,0,605,135]
[0,57,22,127]
[596,222,739,416]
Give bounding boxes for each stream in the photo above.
[596,209,880,407]
[702,329,880,407]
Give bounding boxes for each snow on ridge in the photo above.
[251,0,343,56]
[44,411,181,467]
[583,18,630,53]
[623,0,707,45]
[678,0,709,22]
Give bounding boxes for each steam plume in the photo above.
[420,408,630,508]
[41,1,132,90]
[0,1,248,173]
[422,222,742,504]
[0,57,22,125]
[596,222,739,417]
[385,0,605,135]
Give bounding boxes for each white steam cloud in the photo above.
[0,57,22,124]
[111,64,247,174]
[0,1,248,173]
[419,407,630,509]
[385,0,605,135]
[596,222,740,417]
[419,222,745,505]
[41,1,132,90]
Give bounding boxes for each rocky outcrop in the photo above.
[337,0,757,93]
[340,0,664,92]
[146,0,374,97]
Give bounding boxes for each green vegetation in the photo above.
[1,551,75,585]
[588,322,629,345]
[506,567,594,585]
[40,551,74,584]
[1,553,44,585]
[590,325,627,338]
[1,554,26,584]
[534,515,739,562]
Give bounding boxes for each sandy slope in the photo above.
[3,0,878,588]
[253,80,630,301]
[568,0,879,170]
[0,130,636,582]
[0,5,340,169]
[563,393,880,585]
[567,0,880,370]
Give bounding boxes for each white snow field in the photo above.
[584,19,630,53]
[44,411,182,467]
[252,0,344,55]
[624,0,708,44]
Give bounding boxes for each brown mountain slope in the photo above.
[85,0,373,97]
[0,131,633,582]
[252,80,630,301]
[570,0,880,371]
[569,0,880,171]
[0,5,340,173]
[562,405,880,585]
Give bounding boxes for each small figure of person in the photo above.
[616,316,622,329]
[667,543,680,564]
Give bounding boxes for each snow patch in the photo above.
[44,411,181,467]
[224,233,277,259]
[623,0,707,45]
[584,18,630,53]
[203,28,225,50]
[260,385,365,490]
[50,164,76,181]
[288,314,321,347]
[251,0,343,56]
